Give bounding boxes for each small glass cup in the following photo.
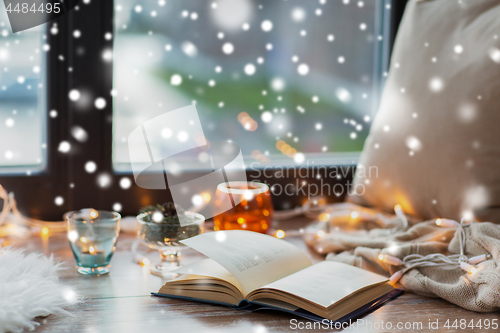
[214,181,274,233]
[136,211,205,278]
[66,210,121,275]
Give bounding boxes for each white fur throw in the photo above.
[0,248,77,333]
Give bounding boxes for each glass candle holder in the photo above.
[136,211,205,278]
[66,209,121,275]
[214,181,273,233]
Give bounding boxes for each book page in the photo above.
[173,258,243,294]
[180,230,312,296]
[255,261,389,308]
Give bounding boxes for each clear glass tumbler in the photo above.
[66,210,121,275]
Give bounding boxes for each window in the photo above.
[0,11,46,174]
[0,0,403,219]
[113,0,391,170]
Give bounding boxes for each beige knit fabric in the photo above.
[305,203,500,312]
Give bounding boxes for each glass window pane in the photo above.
[113,0,387,170]
[0,14,45,173]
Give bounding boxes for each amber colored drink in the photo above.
[214,181,273,234]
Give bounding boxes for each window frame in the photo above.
[0,14,70,220]
[0,0,408,220]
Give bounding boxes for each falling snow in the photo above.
[222,43,234,54]
[291,7,306,22]
[71,126,88,142]
[297,63,309,75]
[261,112,273,123]
[429,77,444,92]
[69,89,81,101]
[170,74,182,86]
[0,0,385,172]
[120,177,132,189]
[85,161,97,173]
[58,141,71,153]
[95,97,107,109]
[244,63,256,75]
[261,20,273,32]
[489,48,500,63]
[54,197,64,206]
[405,136,422,152]
[454,45,464,54]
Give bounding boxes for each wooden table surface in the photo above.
[7,217,500,333]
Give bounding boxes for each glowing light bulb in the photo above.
[378,254,403,266]
[142,257,150,266]
[316,230,325,238]
[435,218,459,228]
[460,262,477,275]
[350,211,358,219]
[389,270,403,285]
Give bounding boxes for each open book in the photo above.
[153,230,402,322]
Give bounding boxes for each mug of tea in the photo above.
[213,181,273,234]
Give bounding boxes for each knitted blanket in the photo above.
[304,203,500,312]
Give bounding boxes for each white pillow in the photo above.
[348,0,500,222]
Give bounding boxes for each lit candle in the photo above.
[67,209,120,275]
[80,246,106,267]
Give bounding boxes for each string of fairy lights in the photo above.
[380,217,490,284]
[268,199,489,285]
[1,183,490,284]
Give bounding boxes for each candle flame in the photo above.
[41,227,49,236]
[89,246,95,254]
